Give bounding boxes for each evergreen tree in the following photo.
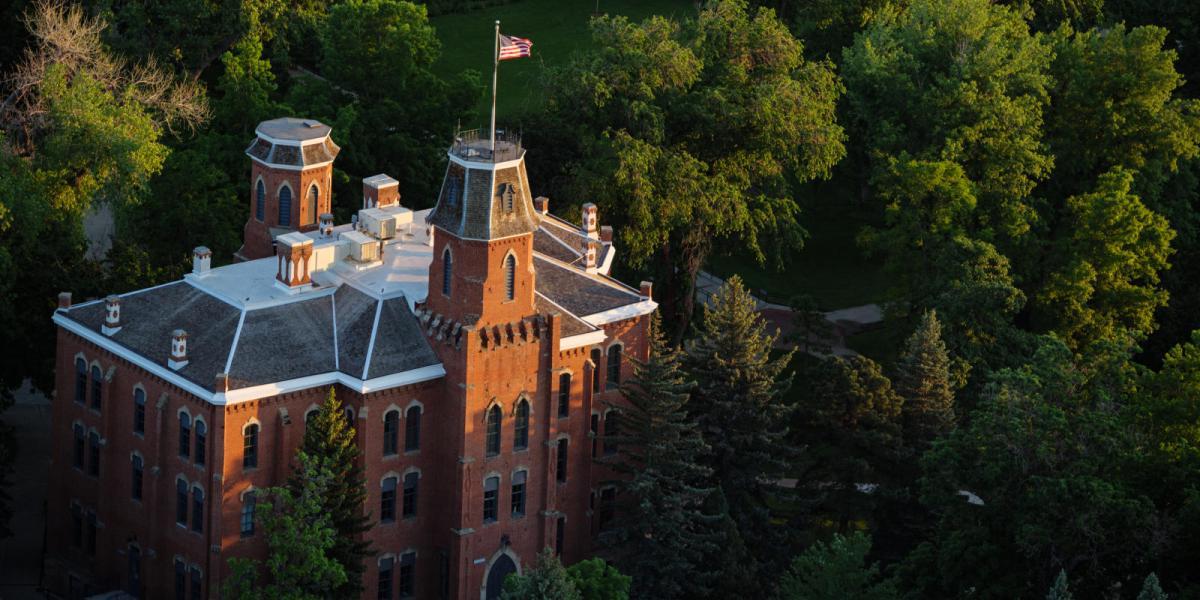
[224,451,348,599]
[895,310,956,448]
[684,275,796,580]
[288,388,371,596]
[1046,570,1074,600]
[774,532,898,600]
[501,548,582,600]
[1138,573,1168,600]
[602,315,719,599]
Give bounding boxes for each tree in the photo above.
[602,315,719,599]
[288,388,371,597]
[223,451,348,599]
[535,0,845,340]
[774,532,897,600]
[894,310,955,447]
[501,548,582,600]
[684,275,796,578]
[564,558,631,600]
[1045,570,1074,600]
[1138,573,1168,600]
[789,294,832,356]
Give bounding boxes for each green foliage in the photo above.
[789,294,833,355]
[564,558,631,600]
[501,548,582,600]
[1138,573,1169,600]
[223,451,348,600]
[604,315,719,599]
[894,310,956,447]
[774,532,898,600]
[288,388,372,597]
[1045,569,1074,600]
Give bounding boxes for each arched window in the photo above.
[194,420,207,467]
[178,413,191,458]
[513,400,529,451]
[72,424,85,469]
[405,405,422,452]
[90,365,102,409]
[607,345,622,389]
[344,406,356,430]
[278,185,292,226]
[131,454,143,501]
[88,431,100,476]
[174,558,186,599]
[485,405,502,457]
[379,557,395,600]
[305,184,319,225]
[74,358,86,404]
[502,183,515,212]
[402,471,419,518]
[383,410,399,456]
[557,373,571,418]
[132,388,145,434]
[190,566,202,599]
[504,254,516,301]
[604,411,620,456]
[483,476,499,523]
[591,348,602,393]
[240,495,256,537]
[381,477,397,523]
[511,470,526,517]
[191,487,204,532]
[556,438,569,483]
[175,479,188,525]
[255,179,265,221]
[590,413,600,458]
[243,424,259,469]
[305,408,319,425]
[442,248,452,296]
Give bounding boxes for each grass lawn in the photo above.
[706,178,893,312]
[429,0,691,121]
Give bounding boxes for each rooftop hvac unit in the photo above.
[341,230,380,263]
[359,208,396,240]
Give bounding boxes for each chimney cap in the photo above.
[172,329,187,338]
[57,292,72,309]
[193,246,212,257]
[363,174,400,189]
[105,294,121,304]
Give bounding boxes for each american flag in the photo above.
[498,34,533,61]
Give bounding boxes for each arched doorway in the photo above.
[484,553,518,600]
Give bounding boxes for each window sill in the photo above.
[383,453,400,461]
[513,447,529,454]
[404,448,420,455]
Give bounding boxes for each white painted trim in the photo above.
[560,329,607,351]
[252,129,331,147]
[447,151,524,172]
[361,300,384,380]
[224,310,246,374]
[581,300,658,326]
[330,292,339,371]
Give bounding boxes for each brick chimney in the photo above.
[102,295,122,336]
[640,280,653,298]
[600,225,613,243]
[58,292,72,309]
[168,329,189,370]
[581,203,598,238]
[534,196,549,215]
[192,246,212,276]
[319,213,335,238]
[363,174,400,209]
[275,232,315,290]
[584,239,599,273]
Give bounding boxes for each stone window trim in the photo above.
[501,250,519,303]
[131,384,147,437]
[254,176,266,222]
[241,418,262,434]
[381,403,403,422]
[238,486,259,502]
[605,342,624,390]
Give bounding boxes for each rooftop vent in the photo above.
[584,239,599,273]
[102,295,122,336]
[582,203,598,238]
[192,246,212,276]
[168,329,188,370]
[275,232,315,290]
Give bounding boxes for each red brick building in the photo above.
[45,119,655,599]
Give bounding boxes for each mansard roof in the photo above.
[425,150,540,241]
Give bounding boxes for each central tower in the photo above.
[424,129,538,327]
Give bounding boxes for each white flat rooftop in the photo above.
[186,209,434,309]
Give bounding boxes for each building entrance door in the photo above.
[485,554,517,600]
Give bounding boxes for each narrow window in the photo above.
[72,424,84,469]
[381,477,397,523]
[511,471,526,517]
[599,487,616,530]
[383,410,399,456]
[504,254,516,301]
[441,248,452,296]
[513,400,529,451]
[278,185,292,226]
[591,348,602,393]
[175,479,188,525]
[178,413,191,459]
[191,487,204,532]
[483,476,499,523]
[607,345,622,389]
[255,180,265,221]
[439,551,450,599]
[590,414,600,458]
[557,373,571,418]
[132,389,145,434]
[378,557,394,600]
[90,365,102,409]
[306,184,319,225]
[403,472,419,518]
[243,424,259,469]
[555,516,566,556]
[87,431,100,477]
[85,511,96,555]
[556,438,568,483]
[174,559,186,600]
[399,552,416,598]
[306,408,319,425]
[74,358,86,404]
[344,406,356,430]
[131,455,143,501]
[70,504,82,547]
[405,406,422,452]
[127,545,141,596]
[604,412,620,456]
[485,405,502,457]
[241,495,256,537]
[194,420,207,467]
[190,567,202,600]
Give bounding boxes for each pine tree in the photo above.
[501,548,582,600]
[774,532,897,600]
[1138,573,1168,600]
[602,315,720,599]
[1046,570,1074,600]
[895,310,956,448]
[683,275,796,579]
[288,387,372,596]
[224,451,348,599]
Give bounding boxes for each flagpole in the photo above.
[490,20,499,156]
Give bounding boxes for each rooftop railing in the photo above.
[449,128,524,163]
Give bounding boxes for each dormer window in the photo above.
[446,176,460,208]
[500,183,516,212]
